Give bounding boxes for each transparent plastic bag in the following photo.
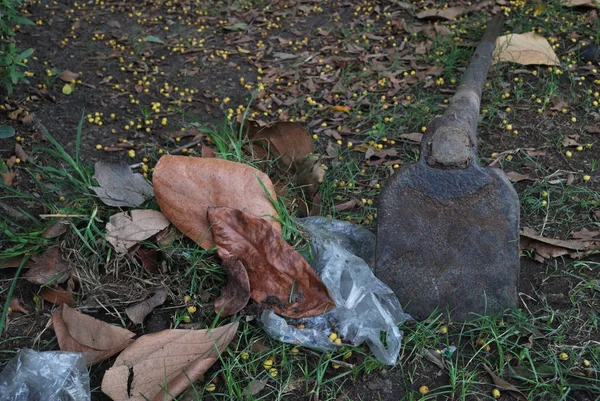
[260,217,411,365]
[0,349,90,401]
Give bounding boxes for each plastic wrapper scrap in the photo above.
[0,349,90,401]
[260,217,411,366]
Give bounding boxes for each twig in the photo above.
[39,213,87,219]
[169,138,204,154]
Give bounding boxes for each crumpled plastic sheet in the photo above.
[260,217,411,366]
[0,349,90,401]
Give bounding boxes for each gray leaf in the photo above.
[90,161,153,207]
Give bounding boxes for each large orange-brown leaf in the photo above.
[208,207,335,318]
[245,120,313,170]
[53,304,135,365]
[101,322,238,401]
[153,155,280,249]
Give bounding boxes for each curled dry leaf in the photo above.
[90,161,154,207]
[214,257,251,316]
[245,120,313,170]
[24,247,70,285]
[504,171,533,183]
[101,322,238,401]
[58,70,80,82]
[153,155,281,249]
[208,207,335,318]
[105,210,170,254]
[125,289,168,324]
[398,132,423,143]
[9,297,30,314]
[482,364,527,401]
[1,169,16,186]
[41,219,68,239]
[41,286,76,307]
[15,143,28,162]
[494,33,559,66]
[572,228,600,240]
[135,248,160,273]
[53,304,135,365]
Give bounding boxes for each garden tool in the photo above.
[375,16,519,321]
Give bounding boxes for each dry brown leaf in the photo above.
[24,248,70,285]
[58,70,80,82]
[572,228,600,240]
[1,170,16,186]
[201,145,216,158]
[335,198,361,212]
[245,121,313,170]
[564,0,599,7]
[101,322,238,401]
[520,227,600,261]
[153,155,281,249]
[562,134,583,147]
[41,286,76,306]
[42,219,68,239]
[504,171,533,183]
[494,33,559,66]
[15,143,28,162]
[482,364,527,401]
[214,257,251,316]
[135,248,160,273]
[208,207,335,318]
[105,210,170,254]
[416,7,465,20]
[9,297,30,314]
[0,255,34,268]
[125,289,168,324]
[53,304,135,365]
[398,132,423,143]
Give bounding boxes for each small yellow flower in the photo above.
[263,358,273,369]
[329,333,338,341]
[269,368,278,377]
[559,352,569,361]
[583,175,591,182]
[128,149,136,158]
[419,385,429,395]
[240,351,249,360]
[206,383,216,392]
[187,305,197,314]
[565,151,572,158]
[439,326,448,334]
[491,388,501,399]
